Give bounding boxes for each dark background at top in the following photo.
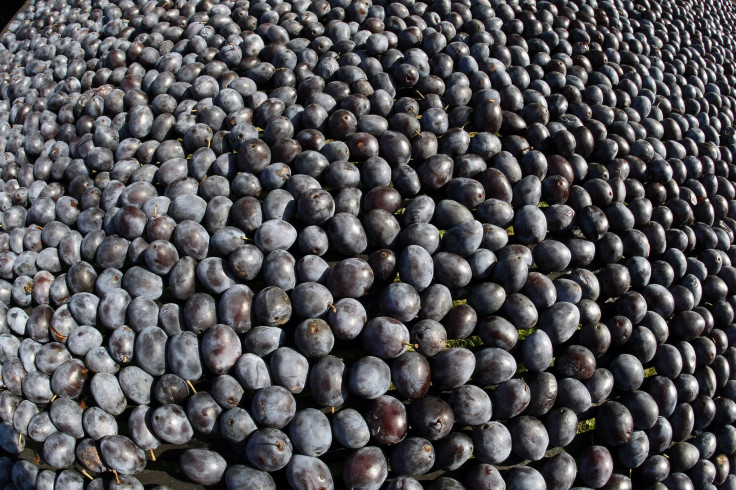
[1,1,26,34]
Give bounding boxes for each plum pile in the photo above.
[0,0,736,487]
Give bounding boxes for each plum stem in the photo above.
[186,380,197,394]
[49,324,66,342]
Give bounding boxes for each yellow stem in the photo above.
[186,380,197,394]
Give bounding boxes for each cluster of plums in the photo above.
[0,0,736,487]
